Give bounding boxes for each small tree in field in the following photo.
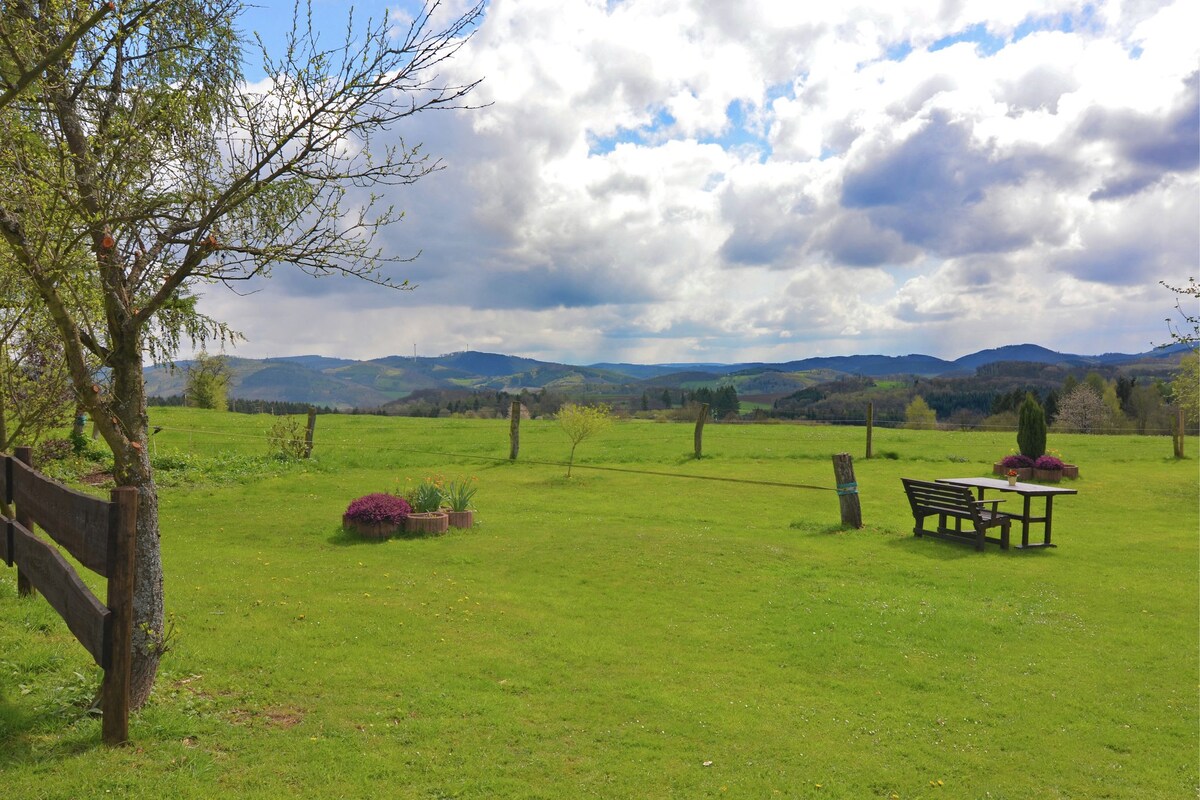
[557,403,612,477]
[185,350,230,411]
[904,396,937,430]
[1017,393,1047,459]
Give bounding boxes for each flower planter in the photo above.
[995,463,1033,479]
[446,510,474,529]
[404,511,449,535]
[1062,464,1079,479]
[1032,468,1062,483]
[342,516,399,540]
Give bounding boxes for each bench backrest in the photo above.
[901,479,987,524]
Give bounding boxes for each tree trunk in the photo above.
[106,340,164,710]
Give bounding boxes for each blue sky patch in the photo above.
[929,23,1006,56]
[587,108,677,156]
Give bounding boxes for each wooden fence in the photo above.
[0,446,137,745]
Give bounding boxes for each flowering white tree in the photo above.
[1053,386,1113,434]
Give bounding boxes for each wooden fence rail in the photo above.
[1,446,136,746]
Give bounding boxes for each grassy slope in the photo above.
[0,410,1196,799]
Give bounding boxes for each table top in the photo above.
[937,477,1079,497]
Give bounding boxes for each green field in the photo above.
[1,409,1197,798]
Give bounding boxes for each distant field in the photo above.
[1,409,1196,798]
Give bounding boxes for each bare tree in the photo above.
[0,0,483,706]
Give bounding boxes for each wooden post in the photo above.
[865,402,874,459]
[1175,407,1186,459]
[303,408,317,458]
[102,486,137,746]
[509,400,521,461]
[694,403,709,459]
[14,446,33,597]
[832,452,862,529]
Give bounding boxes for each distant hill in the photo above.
[144,344,1185,409]
[949,344,1091,371]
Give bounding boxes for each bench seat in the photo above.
[901,478,1011,551]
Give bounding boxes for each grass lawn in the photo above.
[1,410,1196,798]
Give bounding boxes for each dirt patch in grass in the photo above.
[227,706,306,729]
[80,470,113,486]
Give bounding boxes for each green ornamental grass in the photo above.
[0,408,1195,799]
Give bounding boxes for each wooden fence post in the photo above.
[303,408,316,458]
[14,446,33,597]
[694,403,709,459]
[832,452,863,529]
[509,400,521,461]
[102,486,137,746]
[865,402,874,459]
[1175,407,1186,459]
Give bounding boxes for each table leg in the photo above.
[1021,495,1032,548]
[1043,496,1054,546]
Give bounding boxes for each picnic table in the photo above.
[936,477,1078,549]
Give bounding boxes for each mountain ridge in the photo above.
[143,343,1187,408]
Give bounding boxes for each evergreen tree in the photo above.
[1017,393,1047,459]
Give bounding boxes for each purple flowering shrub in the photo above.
[1033,455,1065,470]
[1000,454,1035,469]
[343,493,411,525]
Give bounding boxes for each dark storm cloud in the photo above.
[457,264,660,310]
[1079,70,1199,200]
[814,212,921,267]
[717,178,818,267]
[836,110,1085,258]
[841,111,1014,212]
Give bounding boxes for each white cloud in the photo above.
[197,0,1199,364]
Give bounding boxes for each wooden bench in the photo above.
[901,478,1011,551]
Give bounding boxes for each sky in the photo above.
[201,0,1200,366]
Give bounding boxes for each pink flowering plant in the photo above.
[1033,455,1066,470]
[1000,454,1035,469]
[343,493,412,525]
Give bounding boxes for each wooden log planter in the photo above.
[341,517,399,540]
[404,512,449,535]
[446,510,474,529]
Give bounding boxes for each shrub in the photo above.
[343,493,411,525]
[1034,455,1065,471]
[267,416,308,460]
[1017,393,1047,459]
[1000,454,1035,469]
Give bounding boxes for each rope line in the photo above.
[151,425,836,492]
